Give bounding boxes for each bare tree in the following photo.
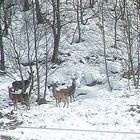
[31,0,41,103]
[121,2,137,87]
[71,0,82,44]
[23,0,30,12]
[51,0,61,63]
[2,0,9,36]
[35,0,44,24]
[135,0,140,88]
[100,0,112,91]
[89,0,94,8]
[79,0,84,24]
[107,0,122,48]
[0,0,5,71]
[24,11,34,97]
[120,0,126,20]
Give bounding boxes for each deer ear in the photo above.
[71,77,78,80]
[71,73,78,80]
[28,71,34,74]
[52,81,58,85]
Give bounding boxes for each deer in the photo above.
[8,86,30,110]
[63,77,77,102]
[12,71,33,92]
[69,77,77,102]
[51,82,69,108]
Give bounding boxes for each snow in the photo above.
[1,0,140,140]
[1,78,140,140]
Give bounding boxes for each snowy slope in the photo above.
[1,82,140,140]
[1,33,140,139]
[0,0,140,140]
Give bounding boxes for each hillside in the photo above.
[0,0,140,140]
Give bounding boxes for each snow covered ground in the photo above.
[1,80,140,140]
[0,0,140,139]
[1,48,140,140]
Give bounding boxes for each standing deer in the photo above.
[69,77,77,102]
[62,77,77,102]
[52,82,69,108]
[8,86,30,110]
[12,71,32,92]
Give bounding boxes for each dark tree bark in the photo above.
[0,0,5,71]
[135,0,140,88]
[2,0,9,36]
[120,0,126,20]
[35,0,44,24]
[101,1,112,91]
[89,0,94,8]
[23,0,30,12]
[71,0,81,44]
[51,0,61,63]
[80,0,84,24]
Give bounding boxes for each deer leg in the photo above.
[27,99,30,110]
[56,99,58,107]
[72,94,75,102]
[26,96,30,110]
[14,101,17,111]
[56,98,60,107]
[70,95,72,103]
[58,99,61,107]
[58,97,61,107]
[25,101,30,110]
[28,102,30,110]
[22,87,26,93]
[67,98,69,108]
[63,100,66,108]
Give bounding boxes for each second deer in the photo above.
[12,71,33,92]
[52,82,69,108]
[8,86,30,110]
[60,77,77,102]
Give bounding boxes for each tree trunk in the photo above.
[101,1,112,91]
[51,0,61,63]
[3,0,8,36]
[43,35,48,100]
[89,0,94,8]
[136,0,140,88]
[80,0,84,25]
[24,12,34,97]
[32,0,41,102]
[35,0,43,24]
[121,0,126,20]
[0,1,5,71]
[52,33,60,63]
[126,10,136,86]
[23,0,30,12]
[76,0,81,43]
